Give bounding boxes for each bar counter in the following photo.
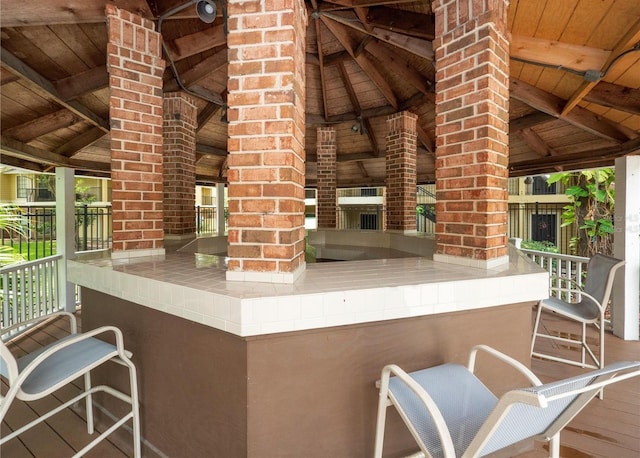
[69,232,548,457]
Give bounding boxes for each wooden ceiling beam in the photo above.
[416,124,434,155]
[583,81,640,115]
[196,104,222,132]
[356,161,369,178]
[364,40,432,95]
[0,68,19,85]
[509,137,640,176]
[53,65,109,101]
[510,112,556,132]
[510,78,631,143]
[164,50,227,92]
[1,135,109,172]
[54,127,106,157]
[196,143,227,157]
[519,128,557,157]
[364,6,435,40]
[510,35,610,73]
[0,46,110,133]
[321,11,434,60]
[310,2,331,122]
[169,24,226,61]
[321,17,399,109]
[0,153,48,172]
[3,109,81,143]
[320,0,417,10]
[0,0,153,27]
[322,50,351,66]
[560,17,640,116]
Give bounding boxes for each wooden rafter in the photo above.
[416,124,434,155]
[321,17,399,109]
[0,46,110,132]
[510,112,556,132]
[510,78,631,143]
[356,160,369,178]
[164,50,227,92]
[510,137,640,176]
[510,35,610,73]
[519,128,557,157]
[1,135,109,172]
[54,127,106,157]
[320,11,433,60]
[0,0,153,27]
[311,0,331,121]
[364,40,431,95]
[3,109,80,143]
[364,6,435,39]
[583,82,640,116]
[53,65,109,101]
[561,17,640,116]
[170,25,226,61]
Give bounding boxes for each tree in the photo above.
[547,168,615,257]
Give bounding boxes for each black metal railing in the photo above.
[337,206,384,230]
[0,205,113,260]
[508,202,573,254]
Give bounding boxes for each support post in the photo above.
[55,167,76,313]
[613,155,639,340]
[216,183,226,235]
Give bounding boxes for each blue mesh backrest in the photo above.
[583,254,623,305]
[479,361,637,456]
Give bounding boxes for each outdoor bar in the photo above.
[64,0,551,455]
[69,233,547,457]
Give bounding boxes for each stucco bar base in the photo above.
[82,288,536,457]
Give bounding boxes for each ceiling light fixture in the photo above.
[196,0,217,23]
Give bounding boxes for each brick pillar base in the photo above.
[107,5,165,259]
[433,0,510,268]
[317,127,337,229]
[163,92,197,240]
[385,111,418,232]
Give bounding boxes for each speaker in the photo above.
[196,0,217,23]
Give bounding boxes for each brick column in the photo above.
[316,127,337,229]
[433,0,510,268]
[163,92,197,240]
[107,5,165,258]
[226,0,308,283]
[385,111,418,232]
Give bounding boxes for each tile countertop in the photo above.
[68,246,549,337]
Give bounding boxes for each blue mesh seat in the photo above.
[374,345,640,458]
[1,312,141,457]
[531,254,625,371]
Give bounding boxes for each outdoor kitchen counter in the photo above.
[68,242,548,337]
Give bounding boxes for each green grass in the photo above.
[5,241,57,261]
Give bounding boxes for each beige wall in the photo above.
[0,173,17,202]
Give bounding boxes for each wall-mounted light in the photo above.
[196,0,217,23]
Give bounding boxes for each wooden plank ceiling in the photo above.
[0,0,639,187]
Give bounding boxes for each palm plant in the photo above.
[0,204,28,267]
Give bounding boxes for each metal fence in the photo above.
[508,202,573,254]
[0,205,113,260]
[337,206,384,230]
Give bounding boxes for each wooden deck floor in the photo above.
[1,311,639,458]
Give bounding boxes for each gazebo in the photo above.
[1,1,639,456]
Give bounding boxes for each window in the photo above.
[16,176,31,199]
